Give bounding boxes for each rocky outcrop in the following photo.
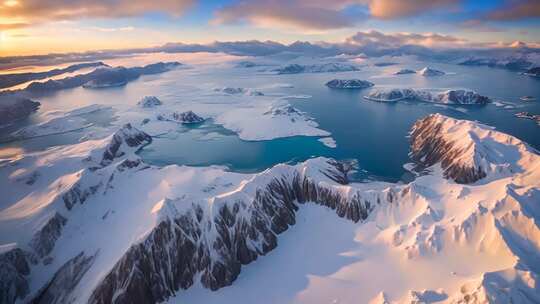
[0,248,32,304]
[0,95,40,126]
[410,114,487,183]
[89,159,380,303]
[325,79,374,89]
[32,251,97,304]
[100,124,152,166]
[419,67,445,76]
[157,111,205,124]
[30,213,67,258]
[137,96,163,108]
[394,69,416,75]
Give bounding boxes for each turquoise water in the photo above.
[1,60,539,182]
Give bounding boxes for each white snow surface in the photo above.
[1,114,539,303]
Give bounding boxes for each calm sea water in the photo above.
[1,59,539,182]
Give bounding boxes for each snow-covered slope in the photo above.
[0,114,539,304]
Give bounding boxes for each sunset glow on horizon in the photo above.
[0,0,539,58]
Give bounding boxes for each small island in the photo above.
[137,96,163,108]
[325,79,374,89]
[394,69,416,75]
[419,67,446,76]
[515,112,540,125]
[157,110,205,124]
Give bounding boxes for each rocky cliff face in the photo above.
[30,213,67,258]
[89,159,382,304]
[411,114,487,183]
[0,248,33,304]
[31,251,97,304]
[100,123,152,166]
[410,113,537,183]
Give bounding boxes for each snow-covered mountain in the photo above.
[0,114,539,303]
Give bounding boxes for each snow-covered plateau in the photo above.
[1,113,539,304]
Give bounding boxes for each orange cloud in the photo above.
[212,0,363,31]
[367,0,458,19]
[0,0,194,24]
[346,30,468,48]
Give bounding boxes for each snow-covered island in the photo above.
[0,62,108,90]
[419,67,446,76]
[524,67,540,77]
[515,111,540,125]
[137,96,163,108]
[365,88,491,104]
[520,95,536,101]
[1,114,539,303]
[394,69,416,75]
[157,110,205,124]
[24,62,182,92]
[214,87,264,96]
[325,79,374,89]
[275,63,359,74]
[0,94,40,126]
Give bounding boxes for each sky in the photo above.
[0,0,539,56]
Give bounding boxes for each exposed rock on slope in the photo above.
[1,114,539,304]
[29,213,67,258]
[157,111,205,124]
[137,96,163,108]
[89,159,379,303]
[32,251,97,304]
[0,248,32,304]
[100,123,152,166]
[410,113,538,183]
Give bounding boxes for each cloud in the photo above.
[486,0,540,20]
[366,0,459,19]
[88,26,135,32]
[0,22,29,30]
[345,30,468,48]
[0,0,195,24]
[212,0,363,31]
